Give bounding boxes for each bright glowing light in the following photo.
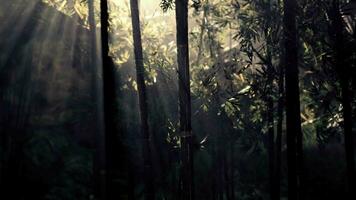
[113,0,172,18]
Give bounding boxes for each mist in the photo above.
[1,0,356,200]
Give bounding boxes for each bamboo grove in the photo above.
[0,0,356,200]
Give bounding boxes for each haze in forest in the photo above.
[1,0,356,200]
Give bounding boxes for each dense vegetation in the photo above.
[0,0,356,200]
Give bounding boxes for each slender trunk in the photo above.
[267,91,275,200]
[332,1,356,198]
[89,1,107,199]
[265,23,275,200]
[223,144,229,200]
[88,0,97,100]
[229,140,235,200]
[216,107,224,200]
[212,141,218,200]
[129,0,155,199]
[175,0,194,199]
[283,0,303,199]
[217,140,224,200]
[262,3,277,199]
[88,0,98,189]
[100,0,118,199]
[273,4,285,199]
[128,161,136,200]
[273,60,284,200]
[0,94,8,198]
[223,137,234,200]
[341,76,355,198]
[196,3,208,66]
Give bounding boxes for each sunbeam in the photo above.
[1,0,356,199]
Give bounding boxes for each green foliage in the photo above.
[24,130,93,200]
[2,0,356,199]
[160,0,202,12]
[160,0,174,12]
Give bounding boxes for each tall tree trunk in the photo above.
[195,1,208,66]
[332,1,356,198]
[128,161,136,200]
[340,62,355,199]
[89,1,107,199]
[175,0,194,199]
[223,147,231,200]
[217,141,224,200]
[264,15,275,200]
[283,0,303,199]
[267,79,275,200]
[212,141,218,200]
[229,139,235,200]
[100,0,118,199]
[273,3,285,198]
[129,0,155,199]
[273,58,284,200]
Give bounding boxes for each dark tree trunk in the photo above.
[88,1,107,199]
[283,0,303,199]
[332,1,356,198]
[273,4,285,199]
[128,162,136,200]
[212,142,218,200]
[217,141,224,200]
[267,83,275,200]
[222,143,232,200]
[175,0,194,199]
[223,137,234,200]
[341,65,355,198]
[229,140,235,200]
[89,0,100,197]
[100,0,119,199]
[265,25,275,200]
[273,59,285,200]
[129,0,155,199]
